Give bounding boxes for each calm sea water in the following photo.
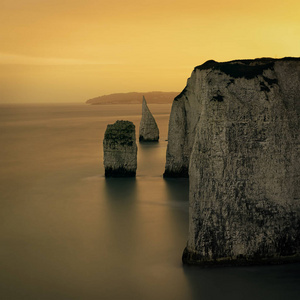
[0,103,299,300]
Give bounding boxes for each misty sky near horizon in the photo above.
[0,0,299,103]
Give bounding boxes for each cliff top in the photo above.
[195,57,300,79]
[104,120,135,146]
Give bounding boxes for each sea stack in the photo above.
[103,120,137,177]
[166,57,300,265]
[139,96,159,141]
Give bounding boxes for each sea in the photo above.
[0,103,299,300]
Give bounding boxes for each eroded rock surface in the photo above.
[139,96,159,141]
[164,57,300,179]
[166,57,300,265]
[103,120,137,177]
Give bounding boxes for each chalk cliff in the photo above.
[103,120,137,177]
[139,96,159,141]
[164,57,300,179]
[166,57,300,265]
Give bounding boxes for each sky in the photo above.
[0,0,299,103]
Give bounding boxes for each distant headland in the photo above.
[86,91,179,105]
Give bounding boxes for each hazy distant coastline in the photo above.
[86,91,179,105]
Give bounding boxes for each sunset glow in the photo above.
[1,0,299,103]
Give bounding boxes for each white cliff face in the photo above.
[103,120,137,177]
[166,58,300,265]
[139,96,159,141]
[164,76,203,177]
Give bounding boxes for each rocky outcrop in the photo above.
[166,57,300,265]
[139,96,159,141]
[103,120,137,177]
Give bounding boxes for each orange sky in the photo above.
[1,0,299,103]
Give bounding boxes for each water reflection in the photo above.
[163,177,189,209]
[138,141,167,176]
[103,177,139,258]
[101,175,192,299]
[183,263,300,300]
[104,177,137,203]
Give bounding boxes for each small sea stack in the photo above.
[103,120,137,177]
[139,96,159,141]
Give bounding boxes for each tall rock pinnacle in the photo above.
[103,120,137,177]
[139,96,159,141]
